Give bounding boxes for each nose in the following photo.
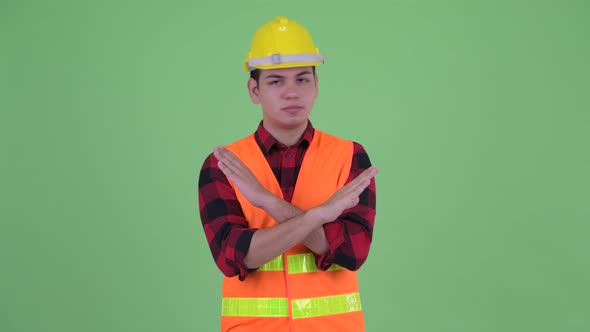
[282,80,299,100]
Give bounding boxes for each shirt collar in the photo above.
[255,120,315,155]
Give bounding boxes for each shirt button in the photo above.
[283,187,289,192]
[285,153,291,158]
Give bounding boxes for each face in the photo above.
[248,66,318,132]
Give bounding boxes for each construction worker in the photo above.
[198,16,378,332]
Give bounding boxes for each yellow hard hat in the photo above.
[244,16,324,72]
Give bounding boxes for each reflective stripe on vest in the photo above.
[257,253,345,273]
[222,292,362,319]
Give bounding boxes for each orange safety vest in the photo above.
[221,130,365,332]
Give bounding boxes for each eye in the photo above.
[297,78,310,83]
[268,80,281,86]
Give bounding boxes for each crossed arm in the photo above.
[213,146,377,269]
[198,145,377,279]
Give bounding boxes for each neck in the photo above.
[262,121,308,147]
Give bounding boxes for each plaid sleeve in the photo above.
[198,153,257,280]
[315,142,377,271]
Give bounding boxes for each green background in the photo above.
[2,0,589,331]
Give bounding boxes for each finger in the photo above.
[214,146,232,163]
[343,168,376,194]
[358,167,379,181]
[217,146,244,167]
[214,147,247,181]
[217,160,228,174]
[217,160,235,179]
[345,178,370,199]
[214,146,238,164]
[216,147,249,176]
[352,168,378,190]
[340,172,365,191]
[213,147,232,167]
[346,177,373,201]
[348,167,378,187]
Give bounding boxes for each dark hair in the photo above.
[250,66,316,84]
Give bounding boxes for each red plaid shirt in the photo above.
[198,121,376,280]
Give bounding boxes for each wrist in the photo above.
[258,191,279,210]
[307,206,328,225]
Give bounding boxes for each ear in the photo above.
[247,78,260,104]
[314,73,319,98]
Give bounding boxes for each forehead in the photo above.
[259,66,314,78]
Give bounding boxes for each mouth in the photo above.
[281,105,304,113]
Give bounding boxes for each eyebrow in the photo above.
[263,71,313,80]
[296,71,313,77]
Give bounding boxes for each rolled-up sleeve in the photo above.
[198,153,256,281]
[315,142,377,271]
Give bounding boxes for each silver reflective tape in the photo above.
[248,54,324,69]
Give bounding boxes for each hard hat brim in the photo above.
[245,61,323,72]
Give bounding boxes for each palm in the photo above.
[319,167,378,223]
[214,146,271,208]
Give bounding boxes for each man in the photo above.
[198,16,378,332]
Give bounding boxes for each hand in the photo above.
[213,146,274,208]
[314,167,379,223]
